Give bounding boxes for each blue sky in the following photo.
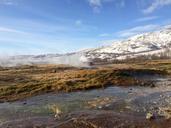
[0,0,171,55]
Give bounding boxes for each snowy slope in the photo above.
[0,26,171,67]
[85,26,171,61]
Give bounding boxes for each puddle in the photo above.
[0,77,171,126]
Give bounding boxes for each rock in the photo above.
[158,107,171,119]
[54,108,62,119]
[146,112,154,120]
[98,106,102,109]
[153,101,157,104]
[52,69,57,73]
[128,91,133,94]
[48,104,62,119]
[125,106,131,110]
[23,102,27,105]
[150,83,155,88]
[105,104,110,107]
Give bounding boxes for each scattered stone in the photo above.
[150,83,155,88]
[23,102,27,105]
[98,106,102,109]
[128,91,133,94]
[160,95,164,98]
[49,104,63,119]
[105,104,110,107]
[87,97,113,108]
[33,125,46,128]
[146,112,154,120]
[158,107,171,119]
[153,101,157,104]
[55,108,62,119]
[52,69,57,73]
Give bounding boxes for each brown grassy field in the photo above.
[0,59,170,102]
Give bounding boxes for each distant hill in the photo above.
[1,25,171,67]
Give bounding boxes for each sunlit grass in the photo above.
[0,60,170,102]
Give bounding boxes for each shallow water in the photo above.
[0,77,171,126]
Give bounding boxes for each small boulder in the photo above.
[146,112,154,120]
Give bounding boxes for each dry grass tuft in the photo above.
[0,59,170,102]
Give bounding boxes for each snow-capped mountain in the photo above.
[85,26,171,62]
[0,26,171,67]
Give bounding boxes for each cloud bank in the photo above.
[143,0,171,14]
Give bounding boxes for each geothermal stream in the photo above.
[0,77,171,127]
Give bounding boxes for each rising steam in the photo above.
[0,52,91,67]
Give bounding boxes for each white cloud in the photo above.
[99,33,110,37]
[88,0,102,13]
[135,16,159,22]
[0,26,26,34]
[88,0,102,7]
[0,0,16,5]
[115,0,125,8]
[164,24,171,29]
[143,0,171,14]
[74,19,98,31]
[117,24,160,38]
[120,0,125,7]
[75,20,83,26]
[87,0,125,13]
[99,23,161,38]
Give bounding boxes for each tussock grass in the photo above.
[0,60,169,102]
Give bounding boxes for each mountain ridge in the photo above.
[0,25,171,67]
[85,26,171,62]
